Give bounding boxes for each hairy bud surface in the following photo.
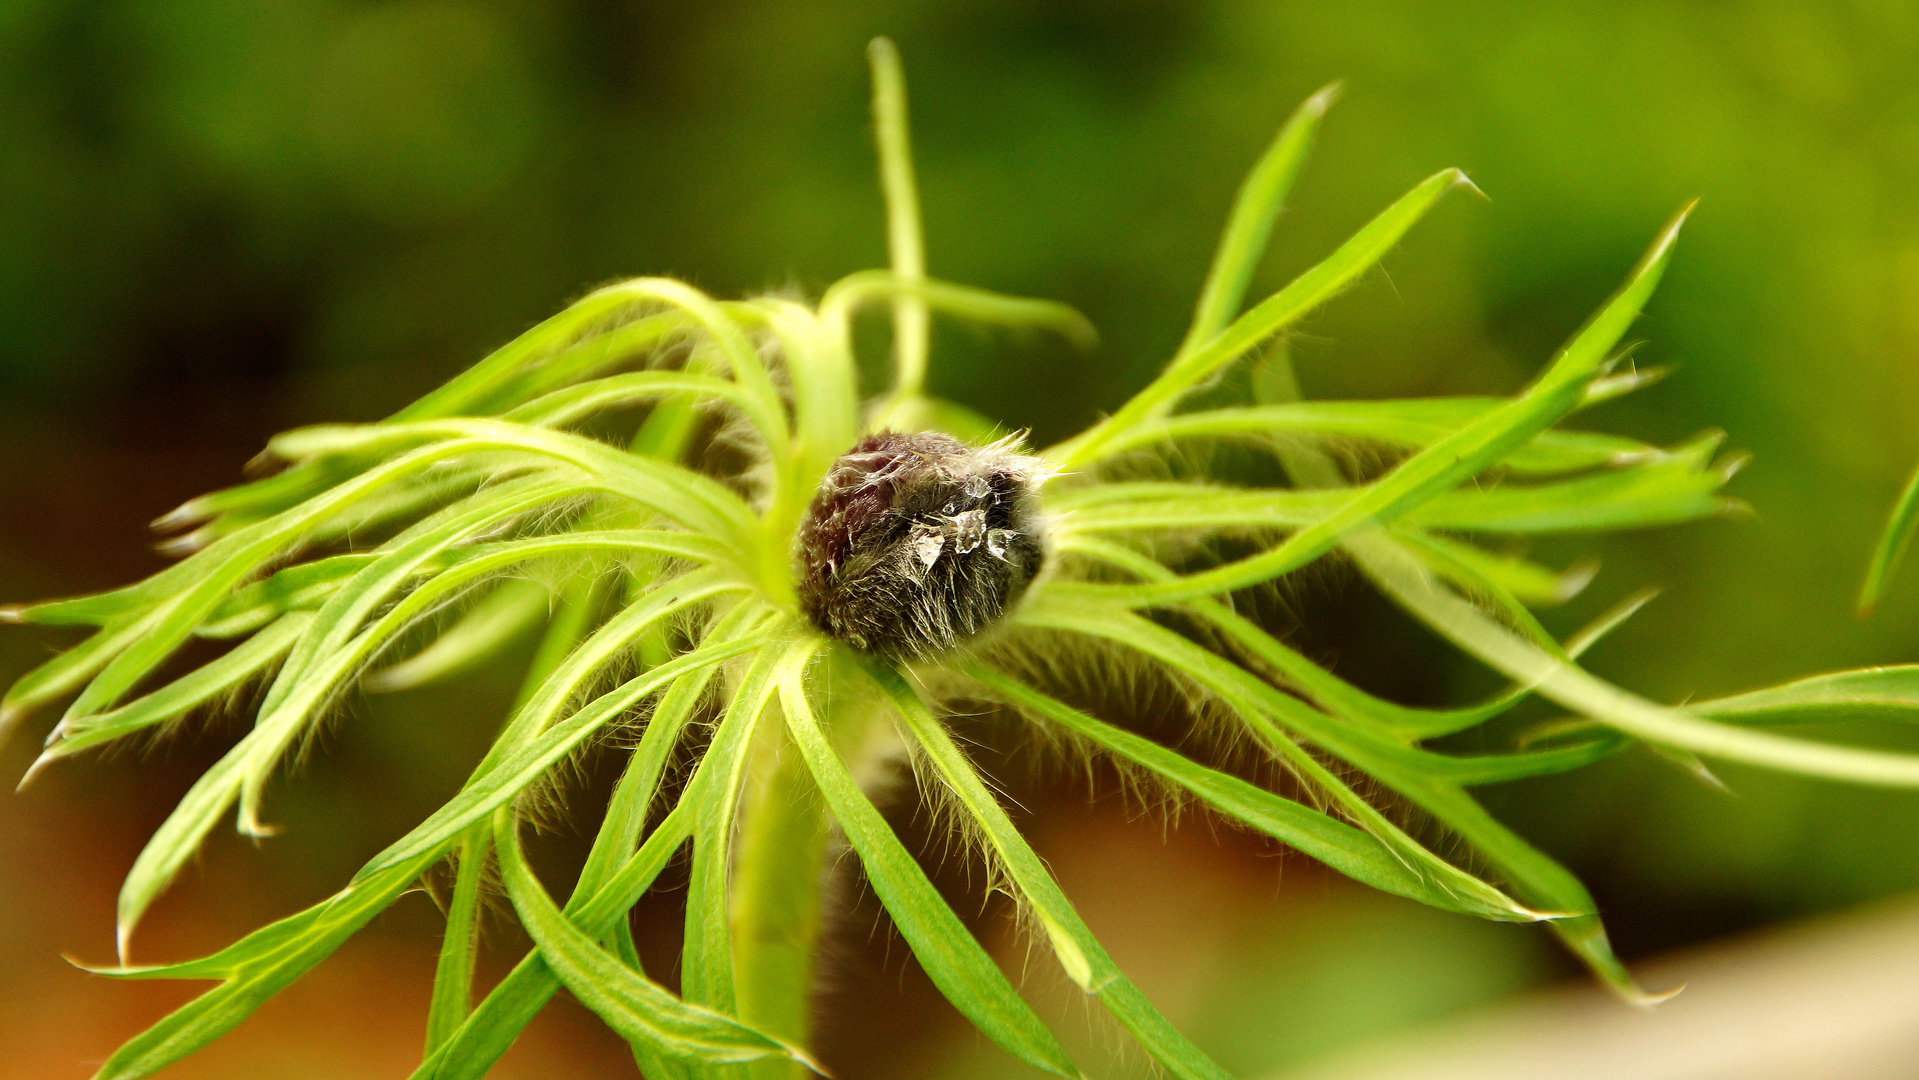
[796,431,1045,659]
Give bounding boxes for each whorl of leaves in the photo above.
[10,38,1919,1080]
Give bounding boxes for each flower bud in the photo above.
[796,431,1045,659]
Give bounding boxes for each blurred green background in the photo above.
[4,1,1919,1077]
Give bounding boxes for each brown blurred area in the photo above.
[7,0,1919,1077]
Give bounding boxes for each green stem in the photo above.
[729,649,882,1078]
[729,712,832,1079]
[868,36,930,404]
[424,823,490,1054]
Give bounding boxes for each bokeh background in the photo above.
[4,1,1919,1077]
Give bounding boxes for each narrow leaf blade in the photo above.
[781,651,1079,1078]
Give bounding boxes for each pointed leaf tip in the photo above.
[1049,310,1101,353]
[150,500,210,533]
[65,952,151,978]
[1553,560,1600,604]
[17,751,56,791]
[241,447,282,479]
[154,532,209,557]
[1859,456,1919,616]
[1450,169,1489,200]
[1628,980,1687,1009]
[1641,200,1699,271]
[64,952,112,976]
[1303,80,1343,114]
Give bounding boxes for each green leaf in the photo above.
[357,610,770,883]
[399,276,785,458]
[1055,204,1695,604]
[267,420,759,549]
[964,662,1509,908]
[476,311,688,416]
[1051,534,1644,747]
[494,810,813,1069]
[681,644,793,1019]
[743,298,858,492]
[1350,531,1919,786]
[1,620,152,743]
[779,648,1080,1078]
[114,524,619,925]
[818,272,1098,354]
[88,609,770,1080]
[1692,666,1919,726]
[262,481,600,721]
[1860,457,1919,614]
[504,370,756,431]
[1015,597,1557,921]
[5,581,178,629]
[366,578,550,693]
[1059,532,1653,996]
[198,554,380,639]
[604,279,791,456]
[1050,441,1735,538]
[729,662,837,1075]
[1372,762,1649,1002]
[392,286,685,422]
[628,391,703,462]
[1407,432,1738,534]
[575,670,717,901]
[30,611,312,777]
[1181,83,1338,351]
[1054,167,1472,467]
[83,852,437,1080]
[1096,397,1661,475]
[116,745,259,958]
[1393,531,1565,654]
[414,806,694,1080]
[417,606,762,1080]
[63,463,565,733]
[859,659,1233,1080]
[1394,529,1594,606]
[231,519,663,843]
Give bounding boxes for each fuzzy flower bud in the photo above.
[796,431,1046,659]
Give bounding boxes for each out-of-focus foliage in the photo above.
[3,1,1919,1076]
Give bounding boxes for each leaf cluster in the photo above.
[10,39,1919,1080]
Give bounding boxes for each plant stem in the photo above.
[730,709,833,1078]
[729,649,887,1078]
[868,37,929,402]
[423,823,490,1054]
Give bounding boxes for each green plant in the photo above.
[11,38,1919,1080]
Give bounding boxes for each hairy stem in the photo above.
[868,37,929,403]
[424,824,490,1054]
[729,647,891,1078]
[729,705,833,1078]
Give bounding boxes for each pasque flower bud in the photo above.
[796,431,1046,659]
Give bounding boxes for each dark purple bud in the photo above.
[796,431,1046,660]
